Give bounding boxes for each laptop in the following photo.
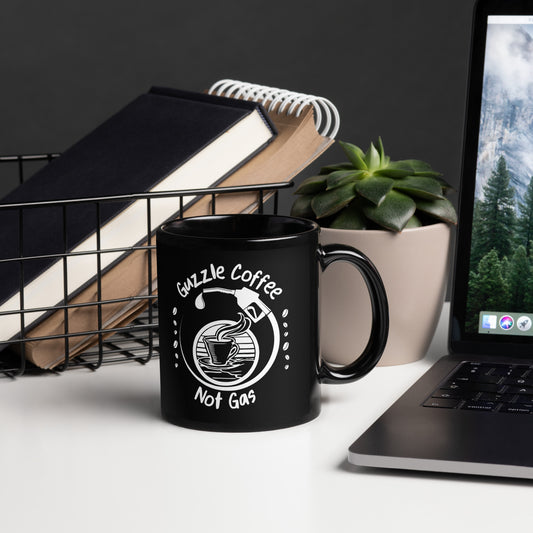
[348,0,533,479]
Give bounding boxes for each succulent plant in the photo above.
[291,138,457,232]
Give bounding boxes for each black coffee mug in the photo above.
[156,214,388,432]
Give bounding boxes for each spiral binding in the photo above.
[208,79,340,139]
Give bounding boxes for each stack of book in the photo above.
[0,80,340,370]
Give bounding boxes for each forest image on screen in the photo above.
[467,20,533,334]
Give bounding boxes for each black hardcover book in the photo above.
[0,86,276,342]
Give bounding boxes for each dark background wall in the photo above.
[0,0,475,214]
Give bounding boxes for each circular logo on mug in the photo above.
[171,263,289,395]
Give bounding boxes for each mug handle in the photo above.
[317,244,389,384]
[228,341,239,361]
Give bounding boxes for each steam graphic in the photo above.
[215,312,251,341]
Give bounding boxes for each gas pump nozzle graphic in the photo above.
[194,287,272,323]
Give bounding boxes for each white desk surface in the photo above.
[2,302,532,533]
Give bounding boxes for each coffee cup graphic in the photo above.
[203,336,239,365]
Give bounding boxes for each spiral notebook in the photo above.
[183,79,339,216]
[22,80,340,369]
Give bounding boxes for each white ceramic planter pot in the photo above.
[319,223,451,366]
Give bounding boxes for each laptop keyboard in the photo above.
[423,362,533,414]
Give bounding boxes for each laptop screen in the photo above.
[452,2,533,354]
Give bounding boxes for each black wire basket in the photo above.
[0,153,292,378]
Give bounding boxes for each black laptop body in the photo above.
[349,0,533,480]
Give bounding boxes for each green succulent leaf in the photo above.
[377,137,385,164]
[327,169,367,189]
[397,159,432,172]
[434,176,455,194]
[354,176,394,206]
[416,197,457,224]
[290,194,315,219]
[311,183,356,219]
[396,160,442,178]
[362,190,417,232]
[413,170,443,178]
[319,162,355,174]
[329,203,367,230]
[294,174,328,195]
[405,214,423,228]
[338,141,368,170]
[373,160,414,178]
[392,176,445,200]
[364,142,381,169]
